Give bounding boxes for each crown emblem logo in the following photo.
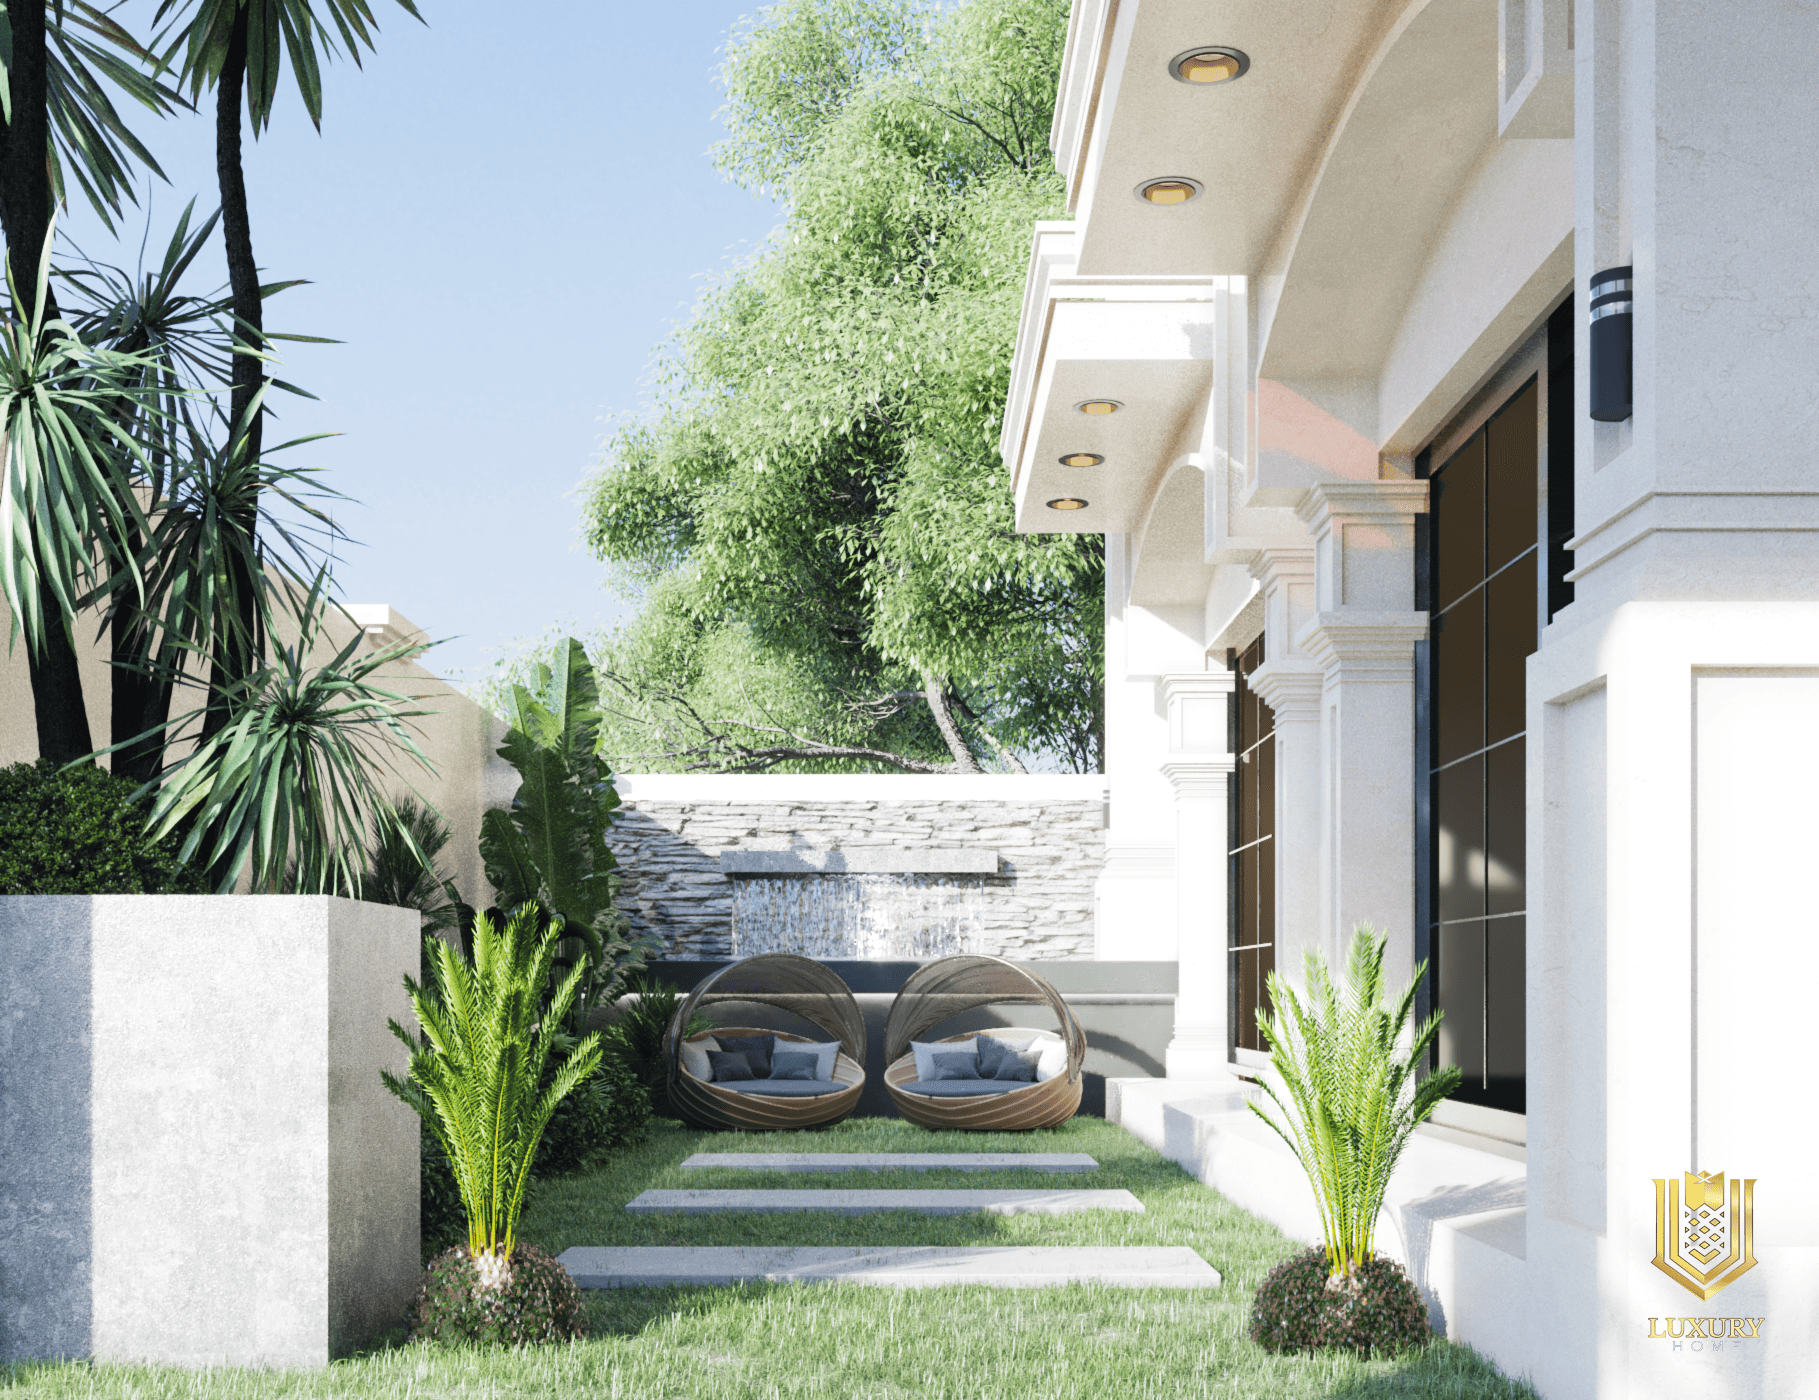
[1653,1171,1757,1300]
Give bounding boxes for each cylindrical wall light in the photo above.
[1589,265,1632,422]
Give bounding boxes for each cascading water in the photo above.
[731,874,983,959]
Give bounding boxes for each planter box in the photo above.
[0,895,419,1367]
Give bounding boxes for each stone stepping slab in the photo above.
[626,1188,1142,1217]
[559,1245,1219,1289]
[680,1152,1099,1174]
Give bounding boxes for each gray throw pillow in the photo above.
[769,1050,819,1081]
[991,1045,1041,1082]
[716,1034,776,1078]
[788,1040,843,1079]
[679,1036,718,1081]
[708,1050,756,1082]
[928,1049,982,1082]
[977,1034,1039,1079]
[911,1037,977,1081]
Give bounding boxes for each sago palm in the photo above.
[382,906,604,1275]
[1250,925,1461,1284]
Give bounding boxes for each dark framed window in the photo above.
[1414,300,1574,1115]
[1228,635,1275,1055]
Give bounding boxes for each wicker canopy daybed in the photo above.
[663,952,866,1130]
[882,954,1087,1130]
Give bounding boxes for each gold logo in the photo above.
[1653,1171,1757,1301]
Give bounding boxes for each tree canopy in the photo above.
[578,0,1100,774]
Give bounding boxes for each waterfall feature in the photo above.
[732,874,984,960]
[720,849,996,959]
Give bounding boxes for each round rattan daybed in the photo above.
[882,954,1087,1130]
[663,953,866,1131]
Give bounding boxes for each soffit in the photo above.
[1074,0,1396,278]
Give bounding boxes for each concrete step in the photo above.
[626,1188,1143,1217]
[679,1152,1099,1174]
[559,1245,1220,1289]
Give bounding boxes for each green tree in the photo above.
[581,0,1100,774]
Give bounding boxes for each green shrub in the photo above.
[1250,1246,1433,1357]
[601,971,709,1118]
[534,1049,651,1176]
[0,760,205,894]
[1251,925,1460,1283]
[409,1242,586,1346]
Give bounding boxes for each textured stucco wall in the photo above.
[611,776,1106,961]
[0,896,419,1367]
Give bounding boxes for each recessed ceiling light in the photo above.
[1060,452,1104,468]
[1170,48,1249,85]
[1137,178,1202,206]
[1074,399,1123,415]
[1047,497,1089,511]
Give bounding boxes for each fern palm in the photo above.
[382,907,604,1266]
[1249,925,1461,1283]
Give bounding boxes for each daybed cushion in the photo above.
[680,1036,718,1081]
[708,1050,757,1081]
[769,1050,820,1081]
[900,1079,1023,1098]
[928,1050,981,1081]
[792,1040,844,1079]
[991,1046,1040,1082]
[977,1033,1039,1078]
[1034,1037,1067,1083]
[719,1078,845,1097]
[716,1034,777,1078]
[911,1037,977,1081]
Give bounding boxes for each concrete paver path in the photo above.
[558,1245,1220,1289]
[626,1188,1143,1216]
[680,1152,1099,1173]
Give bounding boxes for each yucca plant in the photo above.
[1249,925,1461,1285]
[122,570,438,893]
[382,906,603,1280]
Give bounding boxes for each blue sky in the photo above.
[61,4,780,684]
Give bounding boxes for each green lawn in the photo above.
[3,1117,1538,1399]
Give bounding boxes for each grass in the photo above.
[2,1117,1539,1400]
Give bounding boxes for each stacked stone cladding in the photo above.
[610,796,1104,960]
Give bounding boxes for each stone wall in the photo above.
[610,774,1106,960]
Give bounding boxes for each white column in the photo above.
[1294,483,1427,984]
[1245,547,1326,979]
[1156,670,1240,1079]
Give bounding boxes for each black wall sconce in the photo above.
[1589,265,1632,422]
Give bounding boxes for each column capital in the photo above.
[1160,757,1234,796]
[1294,480,1429,531]
[1246,657,1325,720]
[1252,544,1316,592]
[1297,612,1428,684]
[1155,670,1236,759]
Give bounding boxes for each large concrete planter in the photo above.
[0,896,420,1367]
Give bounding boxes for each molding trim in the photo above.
[1298,613,1429,684]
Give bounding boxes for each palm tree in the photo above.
[383,906,605,1274]
[0,0,182,762]
[150,0,423,720]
